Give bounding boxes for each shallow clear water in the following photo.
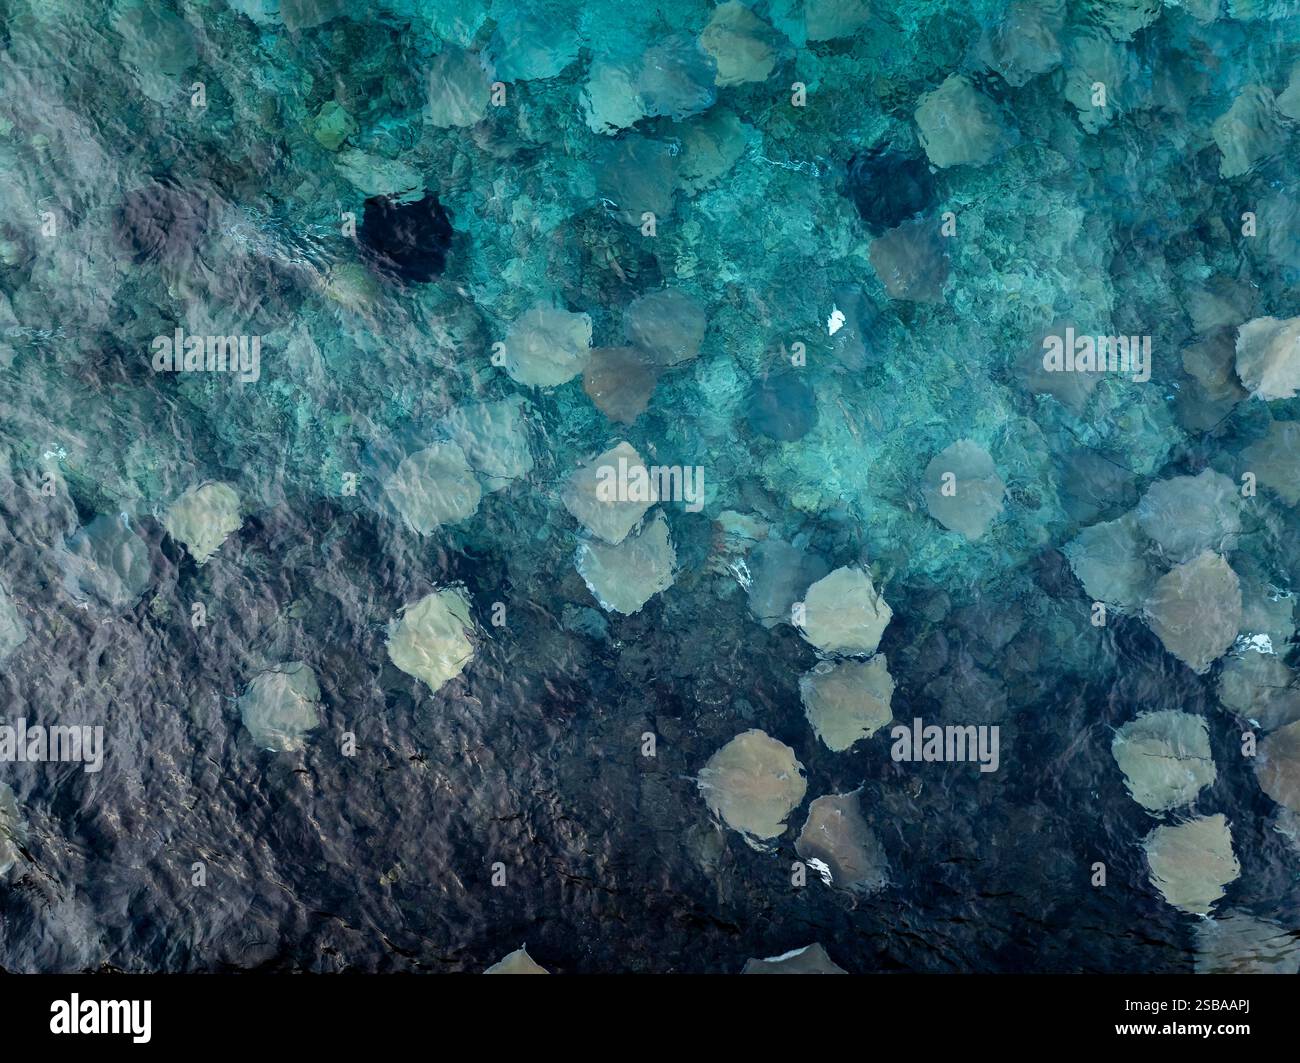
[1,0,1300,973]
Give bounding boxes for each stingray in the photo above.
[1134,469,1242,564]
[922,439,1005,541]
[697,729,807,849]
[561,442,653,544]
[358,192,453,284]
[575,511,676,615]
[1257,719,1300,814]
[381,442,482,534]
[485,947,548,974]
[798,566,893,656]
[113,176,212,266]
[60,514,152,610]
[746,371,818,442]
[162,482,242,565]
[800,656,895,752]
[1143,814,1240,915]
[844,144,936,236]
[1194,911,1300,974]
[795,789,890,894]
[0,582,26,664]
[387,589,475,694]
[1111,710,1215,813]
[0,783,22,878]
[238,662,321,753]
[742,943,846,974]
[1143,551,1242,675]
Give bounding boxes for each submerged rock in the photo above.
[443,398,534,493]
[1195,911,1300,974]
[484,947,548,974]
[382,442,482,534]
[741,943,846,974]
[163,482,242,564]
[623,288,707,367]
[915,74,1015,169]
[697,729,807,849]
[1256,720,1300,813]
[798,566,892,656]
[1134,469,1241,564]
[582,347,660,424]
[575,511,676,615]
[922,440,1005,541]
[387,589,475,694]
[794,790,889,894]
[502,303,593,387]
[869,217,949,303]
[562,442,655,545]
[845,146,936,235]
[358,193,453,284]
[800,655,895,752]
[1063,514,1154,612]
[1144,814,1240,916]
[698,2,777,86]
[746,372,818,442]
[1144,551,1241,675]
[239,662,321,753]
[0,583,27,664]
[1111,711,1215,813]
[1235,316,1300,401]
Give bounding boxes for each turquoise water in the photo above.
[0,0,1299,972]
